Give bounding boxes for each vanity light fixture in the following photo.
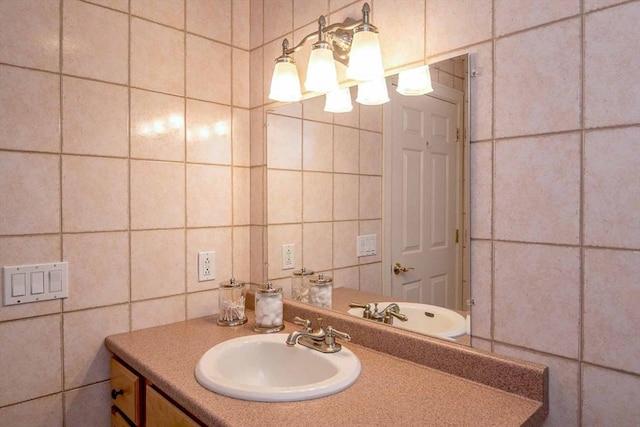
[324,87,354,113]
[396,65,434,96]
[355,78,389,105]
[268,2,384,105]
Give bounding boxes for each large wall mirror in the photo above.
[264,54,471,345]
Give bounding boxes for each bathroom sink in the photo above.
[347,302,467,339]
[195,334,361,402]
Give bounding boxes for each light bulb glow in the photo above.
[347,29,384,82]
[305,45,339,93]
[324,88,353,113]
[269,59,302,102]
[356,78,390,105]
[397,66,434,96]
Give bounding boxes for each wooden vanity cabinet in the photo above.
[110,357,202,427]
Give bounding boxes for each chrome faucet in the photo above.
[286,317,351,353]
[349,302,408,325]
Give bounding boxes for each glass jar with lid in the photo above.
[217,277,247,326]
[309,273,333,309]
[291,267,314,303]
[253,282,284,333]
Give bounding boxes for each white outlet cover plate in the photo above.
[282,244,294,270]
[198,251,215,282]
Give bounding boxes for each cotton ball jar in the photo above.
[253,282,284,333]
[309,273,333,309]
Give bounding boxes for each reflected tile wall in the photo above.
[0,0,250,422]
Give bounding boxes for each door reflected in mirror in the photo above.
[265,54,470,345]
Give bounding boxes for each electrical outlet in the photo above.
[282,244,294,270]
[198,251,215,282]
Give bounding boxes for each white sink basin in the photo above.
[347,302,467,339]
[195,334,361,402]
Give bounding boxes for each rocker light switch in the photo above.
[2,262,68,306]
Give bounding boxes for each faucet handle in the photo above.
[293,316,312,331]
[327,326,351,342]
[384,310,408,325]
[348,302,372,319]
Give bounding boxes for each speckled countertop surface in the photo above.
[106,310,546,427]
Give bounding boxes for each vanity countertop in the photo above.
[106,311,545,427]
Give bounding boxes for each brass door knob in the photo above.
[392,263,415,275]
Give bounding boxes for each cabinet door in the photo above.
[111,407,133,427]
[146,385,200,427]
[110,358,141,425]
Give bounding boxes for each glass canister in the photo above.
[253,282,284,333]
[309,273,333,309]
[291,267,314,303]
[217,277,247,326]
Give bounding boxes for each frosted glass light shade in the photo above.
[324,88,353,113]
[347,30,384,81]
[269,60,302,102]
[397,66,434,96]
[305,47,339,93]
[356,78,389,105]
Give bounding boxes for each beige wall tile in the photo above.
[186,227,232,292]
[333,266,359,290]
[0,66,60,153]
[584,127,640,249]
[63,0,128,84]
[267,224,302,279]
[250,225,265,284]
[250,47,263,108]
[0,393,62,427]
[302,95,333,124]
[131,89,185,162]
[495,344,580,427]
[303,172,333,222]
[359,262,381,294]
[0,315,62,406]
[0,0,59,71]
[359,175,381,219]
[63,77,128,158]
[426,0,492,56]
[584,2,640,128]
[131,160,185,230]
[303,121,333,172]
[62,232,129,311]
[470,142,492,239]
[495,0,579,36]
[186,99,231,164]
[249,0,263,48]
[132,0,184,29]
[263,0,292,43]
[1,152,60,235]
[375,0,424,70]
[250,108,265,167]
[232,108,251,167]
[294,0,328,29]
[63,305,128,389]
[584,249,640,374]
[359,130,381,175]
[495,19,581,138]
[334,126,359,174]
[582,365,640,427]
[584,0,628,11]
[233,167,250,225]
[131,229,185,300]
[470,240,491,339]
[187,0,231,42]
[333,174,358,220]
[131,18,184,95]
[232,48,250,108]
[267,169,302,224]
[232,0,250,49]
[494,242,580,358]
[232,226,251,281]
[64,381,111,427]
[84,0,128,11]
[187,289,219,319]
[359,105,381,133]
[494,133,580,245]
[62,156,129,232]
[468,42,493,142]
[267,114,302,169]
[186,35,231,104]
[0,235,61,322]
[303,222,333,271]
[333,221,358,269]
[186,164,232,227]
[250,166,265,225]
[131,295,186,330]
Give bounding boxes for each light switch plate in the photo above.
[2,262,68,306]
[357,234,377,257]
